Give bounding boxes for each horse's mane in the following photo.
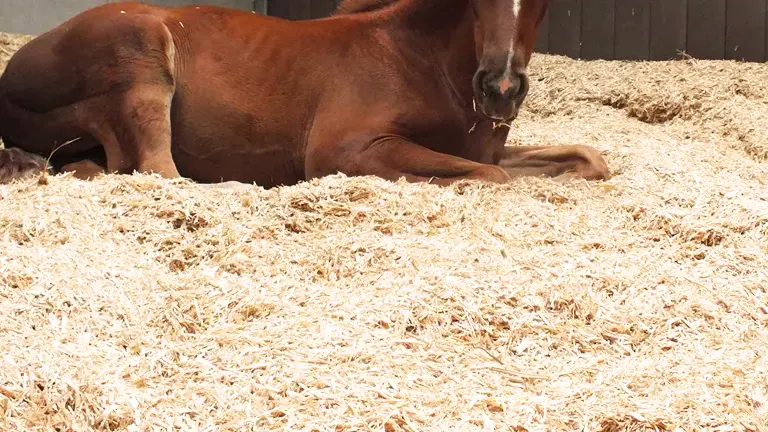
[333,0,399,15]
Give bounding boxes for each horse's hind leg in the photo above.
[93,83,180,178]
[1,12,180,180]
[2,84,180,181]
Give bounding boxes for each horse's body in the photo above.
[0,0,609,186]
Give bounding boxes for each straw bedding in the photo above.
[1,31,767,431]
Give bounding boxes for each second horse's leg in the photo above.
[498,144,610,181]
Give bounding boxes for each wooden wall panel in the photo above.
[687,0,727,59]
[580,0,614,60]
[254,0,267,14]
[3,0,768,62]
[650,0,687,60]
[615,0,651,60]
[140,0,252,9]
[535,9,550,53]
[267,1,292,20]
[311,0,339,18]
[548,0,582,59]
[725,0,766,61]
[290,0,312,20]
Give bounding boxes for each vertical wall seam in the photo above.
[612,0,616,59]
[648,0,652,60]
[723,0,728,59]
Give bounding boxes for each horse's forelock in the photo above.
[334,0,399,14]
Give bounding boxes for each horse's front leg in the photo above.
[311,134,511,186]
[498,144,611,181]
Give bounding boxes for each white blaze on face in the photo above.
[505,0,523,76]
[513,0,522,17]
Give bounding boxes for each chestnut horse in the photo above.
[0,0,609,187]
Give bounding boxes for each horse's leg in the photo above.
[310,136,511,185]
[79,83,179,179]
[1,83,177,180]
[117,84,179,178]
[498,144,610,181]
[0,14,180,181]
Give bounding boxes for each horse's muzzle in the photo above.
[472,67,530,121]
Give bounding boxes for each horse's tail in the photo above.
[0,145,49,184]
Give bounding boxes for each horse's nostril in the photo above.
[516,72,529,99]
[476,70,492,96]
[483,72,494,86]
[474,68,527,102]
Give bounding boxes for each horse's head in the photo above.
[471,0,549,121]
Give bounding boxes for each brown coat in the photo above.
[0,0,608,186]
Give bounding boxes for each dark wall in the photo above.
[2,0,766,62]
[0,0,253,35]
[268,0,338,20]
[537,0,768,61]
[271,0,768,62]
[0,0,105,35]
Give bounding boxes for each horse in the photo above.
[0,0,610,187]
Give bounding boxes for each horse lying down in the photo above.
[0,0,609,188]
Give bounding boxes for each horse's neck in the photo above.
[392,0,478,105]
[337,0,478,106]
